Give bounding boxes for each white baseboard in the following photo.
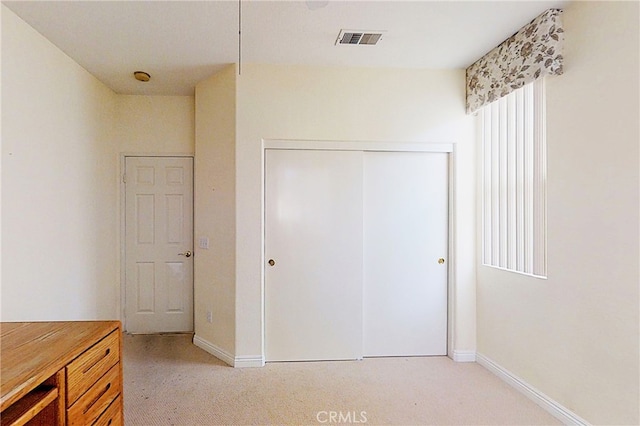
[193,335,234,367]
[476,353,590,426]
[452,350,476,362]
[193,335,265,368]
[234,355,266,368]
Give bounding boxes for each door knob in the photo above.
[438,258,445,264]
[178,251,192,258]
[268,259,275,266]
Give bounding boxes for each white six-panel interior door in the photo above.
[265,147,448,361]
[124,156,194,333]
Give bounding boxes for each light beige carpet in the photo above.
[123,334,561,425]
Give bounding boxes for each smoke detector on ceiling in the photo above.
[335,29,386,46]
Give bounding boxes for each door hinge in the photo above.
[122,174,127,183]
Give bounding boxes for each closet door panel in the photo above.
[363,152,448,356]
[265,149,363,361]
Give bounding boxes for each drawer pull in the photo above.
[83,383,111,414]
[67,331,119,407]
[83,348,111,374]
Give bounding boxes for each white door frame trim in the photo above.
[263,139,453,153]
[261,139,457,361]
[119,152,195,332]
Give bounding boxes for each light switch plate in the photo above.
[199,236,209,249]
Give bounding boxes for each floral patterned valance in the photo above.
[466,9,564,114]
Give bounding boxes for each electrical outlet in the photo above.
[206,310,213,323]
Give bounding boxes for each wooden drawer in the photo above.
[67,363,120,426]
[66,330,119,406]
[93,396,123,426]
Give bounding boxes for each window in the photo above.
[481,79,546,277]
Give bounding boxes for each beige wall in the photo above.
[476,2,639,424]
[1,5,119,320]
[234,64,476,360]
[194,65,237,355]
[1,7,196,322]
[1,6,4,301]
[115,95,194,154]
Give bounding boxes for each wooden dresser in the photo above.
[0,321,123,426]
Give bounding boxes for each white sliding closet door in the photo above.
[363,152,448,356]
[265,149,363,361]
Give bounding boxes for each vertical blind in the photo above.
[482,79,546,277]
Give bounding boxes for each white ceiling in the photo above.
[3,0,569,96]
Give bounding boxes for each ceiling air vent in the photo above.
[336,29,385,46]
